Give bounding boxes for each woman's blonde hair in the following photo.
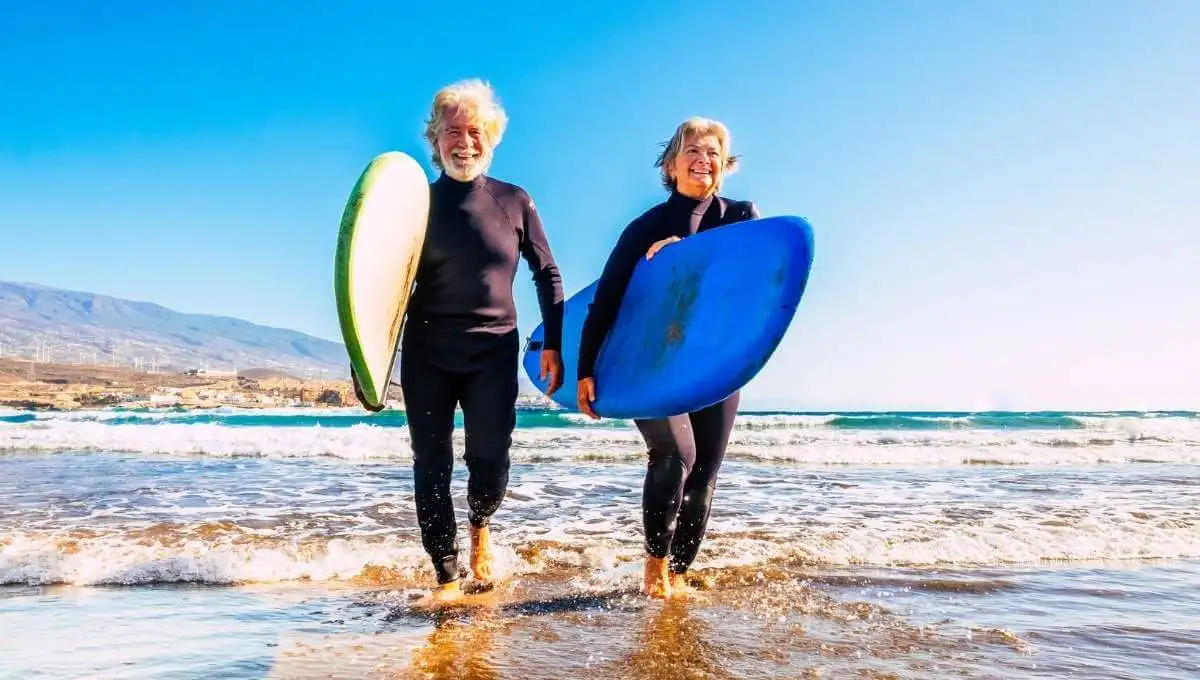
[654,116,740,192]
[423,79,508,170]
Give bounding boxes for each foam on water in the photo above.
[3,512,1196,587]
[2,409,1198,586]
[0,532,428,586]
[2,452,1197,586]
[3,409,1199,465]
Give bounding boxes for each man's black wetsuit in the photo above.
[402,171,563,584]
[578,190,759,574]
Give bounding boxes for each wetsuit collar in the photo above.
[434,172,487,192]
[667,189,715,214]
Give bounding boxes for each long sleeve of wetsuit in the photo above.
[576,220,654,380]
[519,194,566,351]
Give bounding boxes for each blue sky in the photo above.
[1,1,1197,410]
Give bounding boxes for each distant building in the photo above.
[149,393,181,406]
[182,368,238,377]
[317,389,344,407]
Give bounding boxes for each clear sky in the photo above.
[1,1,1197,410]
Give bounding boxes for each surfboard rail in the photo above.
[334,151,430,410]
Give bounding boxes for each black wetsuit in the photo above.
[578,190,759,574]
[402,172,563,584]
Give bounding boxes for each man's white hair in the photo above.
[423,79,508,171]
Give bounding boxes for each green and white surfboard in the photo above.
[334,151,430,410]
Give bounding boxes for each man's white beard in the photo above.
[441,148,491,182]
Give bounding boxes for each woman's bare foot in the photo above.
[643,556,672,599]
[415,581,463,610]
[470,525,494,582]
[669,572,706,600]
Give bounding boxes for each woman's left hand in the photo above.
[540,349,564,396]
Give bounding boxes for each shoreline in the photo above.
[0,356,354,411]
[0,357,556,412]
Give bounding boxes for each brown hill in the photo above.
[0,357,358,411]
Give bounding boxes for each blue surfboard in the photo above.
[522,215,814,419]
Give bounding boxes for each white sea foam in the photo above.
[0,531,544,587]
[3,409,1198,586]
[4,501,1197,587]
[2,415,1198,465]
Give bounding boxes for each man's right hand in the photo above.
[577,377,598,419]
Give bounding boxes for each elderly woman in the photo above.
[382,79,565,605]
[576,117,759,599]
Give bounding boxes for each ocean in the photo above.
[1,407,1197,678]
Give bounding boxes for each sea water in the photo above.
[1,407,1197,678]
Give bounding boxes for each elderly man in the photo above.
[383,79,564,605]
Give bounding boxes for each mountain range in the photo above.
[0,281,544,394]
[0,281,348,377]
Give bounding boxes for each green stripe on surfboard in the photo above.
[334,151,430,410]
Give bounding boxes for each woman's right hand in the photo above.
[577,377,598,419]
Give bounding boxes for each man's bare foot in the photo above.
[415,581,463,610]
[470,525,494,582]
[643,556,671,599]
[669,572,706,600]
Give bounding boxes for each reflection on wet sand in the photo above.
[393,611,506,680]
[584,601,740,680]
[259,560,1032,679]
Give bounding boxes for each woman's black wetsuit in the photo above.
[578,190,758,573]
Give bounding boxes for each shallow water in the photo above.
[1,408,1198,678]
[3,561,1197,678]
